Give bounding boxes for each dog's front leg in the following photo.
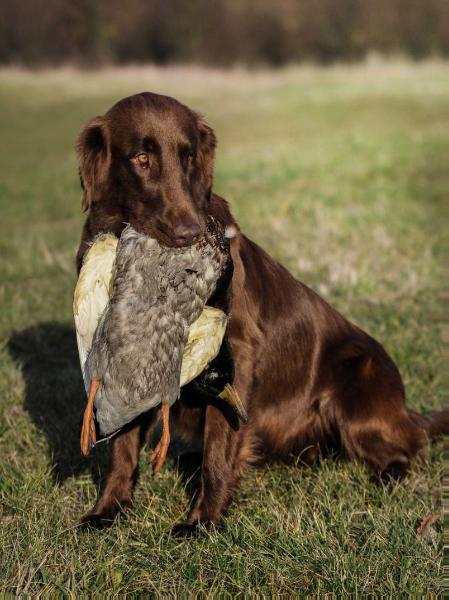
[173,403,247,534]
[80,412,154,528]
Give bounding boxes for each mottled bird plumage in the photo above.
[74,218,230,438]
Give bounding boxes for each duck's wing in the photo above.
[180,306,228,387]
[73,235,118,394]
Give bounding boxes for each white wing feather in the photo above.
[180,306,228,386]
[73,235,118,394]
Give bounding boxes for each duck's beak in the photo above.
[219,384,248,423]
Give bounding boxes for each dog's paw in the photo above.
[79,511,117,530]
[172,518,220,537]
[78,501,131,530]
[171,520,201,537]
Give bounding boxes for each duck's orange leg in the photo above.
[80,378,101,456]
[149,404,171,474]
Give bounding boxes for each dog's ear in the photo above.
[76,116,111,212]
[195,113,217,203]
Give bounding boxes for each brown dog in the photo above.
[76,92,448,531]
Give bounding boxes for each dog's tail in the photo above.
[408,408,449,440]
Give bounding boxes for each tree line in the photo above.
[1,0,447,67]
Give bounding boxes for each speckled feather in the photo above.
[85,218,229,436]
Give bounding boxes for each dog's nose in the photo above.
[173,222,201,245]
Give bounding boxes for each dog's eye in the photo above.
[134,153,149,168]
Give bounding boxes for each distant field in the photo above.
[0,62,447,595]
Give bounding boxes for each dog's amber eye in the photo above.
[135,153,149,167]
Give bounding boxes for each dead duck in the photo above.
[74,217,246,473]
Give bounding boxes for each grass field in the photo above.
[0,61,447,595]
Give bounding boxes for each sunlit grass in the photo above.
[0,61,447,594]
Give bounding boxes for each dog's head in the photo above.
[76,92,216,247]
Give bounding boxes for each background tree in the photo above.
[0,0,447,67]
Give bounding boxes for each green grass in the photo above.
[0,61,447,595]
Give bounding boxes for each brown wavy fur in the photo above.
[75,92,448,531]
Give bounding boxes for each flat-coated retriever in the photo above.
[76,92,448,531]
